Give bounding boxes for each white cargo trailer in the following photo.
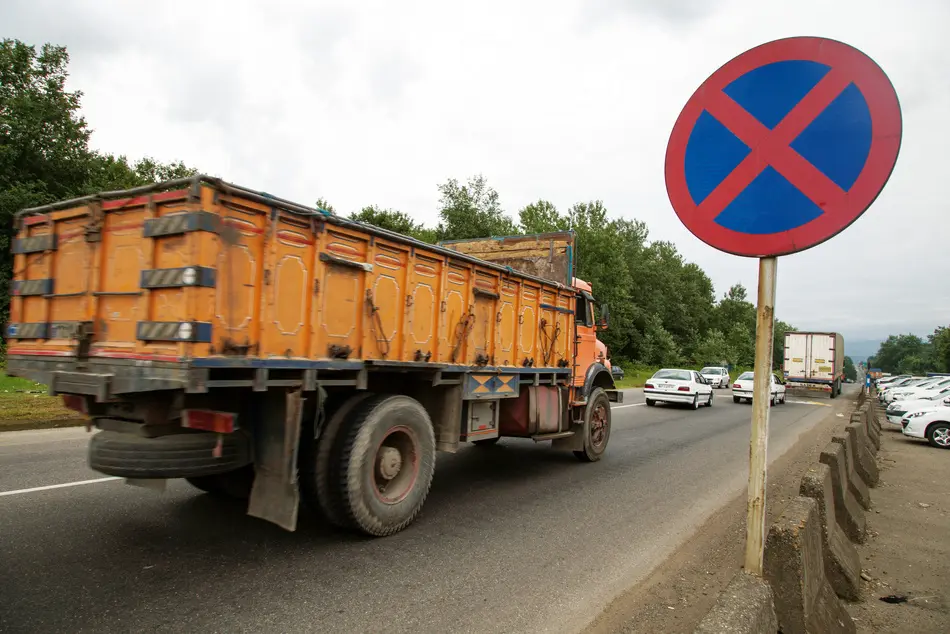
[782,331,845,398]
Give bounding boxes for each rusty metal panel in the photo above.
[439,232,575,286]
[498,385,562,436]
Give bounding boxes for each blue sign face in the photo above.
[685,60,872,235]
[664,37,902,258]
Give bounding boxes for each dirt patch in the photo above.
[584,396,858,634]
[846,422,950,633]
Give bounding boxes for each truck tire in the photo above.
[338,395,437,537]
[574,387,611,462]
[830,381,838,399]
[89,429,252,479]
[186,465,255,499]
[299,393,372,529]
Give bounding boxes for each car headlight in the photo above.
[907,410,931,419]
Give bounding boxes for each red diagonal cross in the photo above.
[696,67,854,219]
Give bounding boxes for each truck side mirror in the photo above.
[596,303,610,330]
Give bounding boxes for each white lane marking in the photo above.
[785,399,832,407]
[0,476,120,498]
[613,403,646,410]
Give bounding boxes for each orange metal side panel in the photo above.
[365,241,410,362]
[519,283,541,366]
[261,215,315,358]
[405,255,442,363]
[312,228,369,359]
[471,270,498,364]
[18,229,52,332]
[96,208,148,353]
[214,205,267,355]
[440,265,471,364]
[497,277,520,367]
[556,290,574,364]
[49,217,91,329]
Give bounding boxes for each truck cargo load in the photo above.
[5,176,621,537]
[782,331,845,398]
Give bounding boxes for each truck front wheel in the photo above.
[574,388,611,462]
[338,395,437,537]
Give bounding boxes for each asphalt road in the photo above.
[0,387,852,634]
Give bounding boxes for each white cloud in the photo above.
[3,0,947,341]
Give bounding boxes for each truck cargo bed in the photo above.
[7,177,576,396]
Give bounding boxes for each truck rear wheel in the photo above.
[830,380,838,399]
[574,388,611,462]
[299,393,372,529]
[338,395,436,537]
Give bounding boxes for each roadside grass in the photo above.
[613,365,757,389]
[0,372,83,431]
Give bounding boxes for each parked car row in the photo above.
[886,394,950,450]
[643,368,787,410]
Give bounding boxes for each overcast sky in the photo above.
[4,0,948,342]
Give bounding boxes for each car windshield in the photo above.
[653,370,691,381]
[700,367,723,375]
[737,372,754,381]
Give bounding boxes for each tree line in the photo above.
[2,39,797,368]
[868,328,950,375]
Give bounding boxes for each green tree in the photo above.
[518,199,567,234]
[693,328,731,366]
[640,314,681,366]
[349,205,436,243]
[928,326,950,373]
[0,39,196,330]
[314,197,336,214]
[436,174,517,241]
[871,334,928,374]
[843,355,857,381]
[773,320,796,370]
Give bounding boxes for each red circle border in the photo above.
[664,36,902,258]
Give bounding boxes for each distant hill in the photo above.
[845,338,882,365]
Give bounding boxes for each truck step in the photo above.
[530,431,575,442]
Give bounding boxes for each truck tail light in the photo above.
[182,409,237,433]
[61,394,88,415]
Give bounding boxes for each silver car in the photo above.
[700,366,730,389]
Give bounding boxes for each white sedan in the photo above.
[887,392,950,426]
[886,377,950,403]
[900,403,950,449]
[644,369,714,409]
[732,371,787,405]
[700,366,731,389]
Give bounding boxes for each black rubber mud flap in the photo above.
[247,388,304,531]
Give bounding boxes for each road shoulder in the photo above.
[584,392,858,634]
[845,425,950,632]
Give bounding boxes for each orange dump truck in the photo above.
[5,177,621,536]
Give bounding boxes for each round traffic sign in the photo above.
[665,37,902,257]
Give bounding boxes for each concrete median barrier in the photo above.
[831,433,871,510]
[693,571,778,634]
[844,423,879,486]
[819,442,867,543]
[853,409,880,452]
[764,497,856,634]
[799,464,861,600]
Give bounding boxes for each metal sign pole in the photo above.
[743,256,778,575]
